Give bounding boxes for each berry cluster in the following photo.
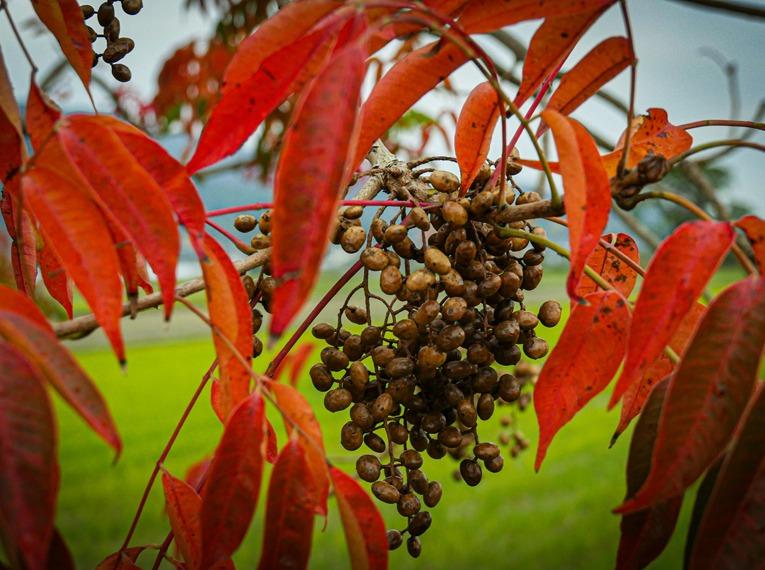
[81,0,142,82]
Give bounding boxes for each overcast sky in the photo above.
[2,0,764,214]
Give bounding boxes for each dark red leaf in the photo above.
[616,277,765,512]
[96,547,146,570]
[616,379,683,570]
[457,0,615,34]
[455,82,501,192]
[0,343,57,570]
[0,182,37,296]
[575,232,640,299]
[258,439,316,570]
[201,392,266,568]
[270,30,367,336]
[542,109,612,300]
[0,307,121,453]
[687,383,765,568]
[735,215,765,273]
[45,529,75,570]
[534,290,629,470]
[610,221,734,407]
[37,242,73,318]
[185,456,212,490]
[162,469,202,569]
[683,459,723,569]
[21,167,125,361]
[544,36,633,123]
[515,8,610,107]
[200,235,253,421]
[30,0,93,90]
[0,47,24,182]
[352,40,469,168]
[331,466,388,570]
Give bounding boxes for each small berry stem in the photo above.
[205,218,255,253]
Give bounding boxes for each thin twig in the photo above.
[616,0,637,177]
[1,0,38,73]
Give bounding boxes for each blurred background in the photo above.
[0,0,763,567]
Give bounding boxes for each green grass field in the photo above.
[51,267,750,568]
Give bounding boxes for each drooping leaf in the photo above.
[457,0,615,34]
[0,308,121,453]
[45,528,76,570]
[162,469,202,570]
[683,459,723,570]
[534,290,629,470]
[616,379,683,570]
[331,466,388,570]
[96,546,146,570]
[21,167,125,361]
[610,221,734,407]
[352,40,469,168]
[575,233,640,299]
[0,343,58,570]
[0,46,24,181]
[30,0,93,90]
[544,36,633,123]
[37,241,73,318]
[0,286,52,329]
[515,8,610,107]
[258,439,316,570]
[201,392,266,568]
[542,109,612,300]
[614,302,706,440]
[57,116,179,317]
[735,215,765,272]
[268,380,329,515]
[687,383,765,568]
[25,82,60,151]
[270,31,367,336]
[0,182,38,296]
[616,277,765,513]
[455,82,500,192]
[200,235,253,421]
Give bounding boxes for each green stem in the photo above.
[668,139,765,166]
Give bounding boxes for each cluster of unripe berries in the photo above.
[81,0,142,82]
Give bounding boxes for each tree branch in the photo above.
[668,0,765,18]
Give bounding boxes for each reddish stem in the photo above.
[205,219,255,253]
[206,199,436,218]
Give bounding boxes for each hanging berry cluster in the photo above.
[81,0,142,82]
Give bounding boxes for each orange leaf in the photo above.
[162,470,202,570]
[25,82,60,151]
[37,241,73,318]
[515,8,611,107]
[45,529,76,570]
[352,40,469,168]
[542,109,611,300]
[201,393,266,568]
[544,36,633,121]
[96,547,146,570]
[575,233,639,298]
[0,343,57,570]
[610,221,734,408]
[270,29,368,335]
[616,277,765,513]
[0,46,24,181]
[288,343,316,387]
[30,0,93,91]
[0,285,53,329]
[457,0,615,34]
[331,466,388,570]
[258,439,317,570]
[200,235,253,421]
[534,290,629,470]
[735,215,765,273]
[21,167,125,361]
[455,82,500,192]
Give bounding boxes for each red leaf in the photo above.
[187,14,345,174]
[0,182,38,296]
[38,242,73,318]
[544,36,633,122]
[575,232,640,299]
[45,529,75,570]
[542,109,611,300]
[352,40,469,168]
[30,0,93,90]
[200,235,253,421]
[515,8,610,107]
[201,392,266,568]
[457,0,615,34]
[162,469,202,570]
[610,221,734,407]
[270,31,367,336]
[688,384,765,568]
[455,82,501,192]
[0,343,57,570]
[96,547,146,570]
[331,466,388,570]
[268,381,329,515]
[0,307,121,453]
[735,215,765,273]
[616,277,765,513]
[0,285,53,329]
[21,167,125,361]
[534,290,629,470]
[0,47,24,181]
[185,456,212,489]
[601,108,693,177]
[616,379,683,570]
[26,82,61,151]
[288,343,316,387]
[57,116,179,318]
[614,302,706,440]
[258,439,316,570]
